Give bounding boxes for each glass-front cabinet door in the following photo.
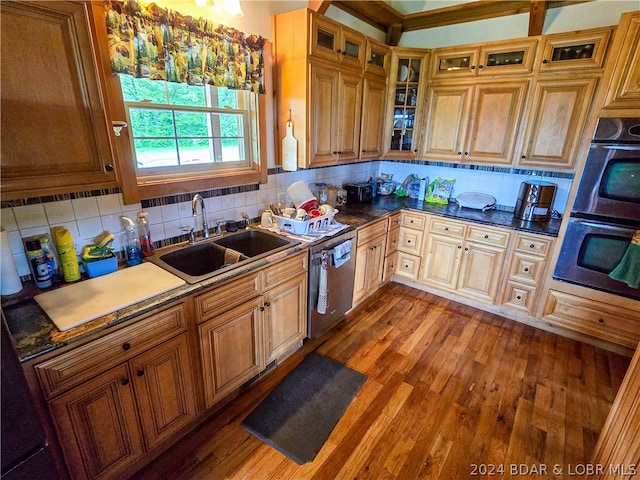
[384,49,429,159]
[364,38,389,77]
[537,27,613,71]
[310,13,365,69]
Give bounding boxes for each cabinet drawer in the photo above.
[400,211,427,230]
[195,271,260,322]
[261,251,307,290]
[357,218,388,246]
[466,224,510,248]
[502,281,537,313]
[388,212,401,230]
[383,252,397,282]
[36,303,187,399]
[514,233,553,257]
[543,290,640,348]
[508,253,546,286]
[429,217,466,238]
[398,226,423,255]
[395,252,421,281]
[386,226,400,254]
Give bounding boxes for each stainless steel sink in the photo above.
[147,229,299,284]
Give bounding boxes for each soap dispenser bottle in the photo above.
[137,212,154,257]
[121,216,143,266]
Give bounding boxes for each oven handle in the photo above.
[591,143,640,151]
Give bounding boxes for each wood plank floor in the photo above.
[133,283,631,480]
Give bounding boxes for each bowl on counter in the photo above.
[376,181,398,196]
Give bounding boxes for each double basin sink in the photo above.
[147,229,299,284]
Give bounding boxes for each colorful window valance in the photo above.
[104,0,266,93]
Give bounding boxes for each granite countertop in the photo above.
[2,195,560,362]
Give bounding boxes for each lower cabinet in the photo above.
[421,218,509,303]
[394,211,428,282]
[196,251,308,408]
[383,212,401,283]
[353,218,388,304]
[37,303,197,480]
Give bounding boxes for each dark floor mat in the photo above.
[241,352,366,464]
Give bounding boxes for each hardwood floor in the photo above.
[133,283,631,480]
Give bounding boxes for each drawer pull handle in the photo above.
[407,240,412,244]
[484,235,489,239]
[137,370,144,377]
[598,318,605,323]
[265,302,271,307]
[260,306,265,311]
[464,247,469,251]
[121,378,130,386]
[524,268,529,272]
[445,227,449,231]
[122,342,131,351]
[530,244,535,249]
[516,295,522,300]
[457,245,462,249]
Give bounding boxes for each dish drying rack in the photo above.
[273,210,338,235]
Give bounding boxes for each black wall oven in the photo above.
[554,117,640,300]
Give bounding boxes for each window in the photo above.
[119,76,260,181]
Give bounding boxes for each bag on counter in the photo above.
[426,177,456,204]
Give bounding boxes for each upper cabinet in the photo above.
[383,48,429,159]
[275,8,388,168]
[430,38,538,79]
[310,14,366,70]
[536,27,613,72]
[601,11,640,111]
[0,2,125,201]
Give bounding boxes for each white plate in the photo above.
[456,192,496,210]
[398,65,408,82]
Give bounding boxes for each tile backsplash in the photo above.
[0,160,572,281]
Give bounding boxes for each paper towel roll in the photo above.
[1,228,23,295]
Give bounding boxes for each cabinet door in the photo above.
[309,65,339,166]
[360,77,387,159]
[537,27,612,72]
[422,233,462,290]
[431,46,479,78]
[0,1,118,201]
[353,241,370,304]
[48,364,144,480]
[263,273,307,364]
[421,84,472,161]
[131,334,197,450]
[464,81,529,164]
[353,234,386,304]
[365,38,389,76]
[368,234,386,292]
[478,39,538,76]
[603,13,640,110]
[518,76,598,169]
[335,71,363,162]
[199,297,263,408]
[457,242,505,303]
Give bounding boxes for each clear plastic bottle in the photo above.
[25,238,52,288]
[40,235,61,284]
[121,216,143,266]
[137,212,154,257]
[54,228,81,282]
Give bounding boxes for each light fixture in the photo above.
[195,0,244,17]
[112,121,127,136]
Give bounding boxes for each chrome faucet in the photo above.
[240,212,251,229]
[191,193,209,240]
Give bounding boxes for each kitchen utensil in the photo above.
[455,192,497,211]
[282,117,298,172]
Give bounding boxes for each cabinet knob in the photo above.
[407,240,412,244]
[122,342,131,351]
[471,65,476,70]
[464,152,469,156]
[413,149,418,153]
[337,49,342,54]
[464,247,469,251]
[524,267,529,272]
[445,227,449,231]
[121,378,129,386]
[265,301,271,307]
[530,244,535,249]
[598,318,605,323]
[136,370,144,377]
[259,306,265,311]
[516,295,522,300]
[542,59,548,64]
[457,245,462,249]
[457,151,462,156]
[521,155,526,160]
[484,235,489,239]
[478,65,483,69]
[105,164,115,172]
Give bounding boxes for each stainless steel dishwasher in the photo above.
[308,230,356,338]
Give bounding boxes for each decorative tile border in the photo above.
[0,188,123,209]
[140,183,260,208]
[381,158,575,179]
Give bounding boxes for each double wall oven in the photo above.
[554,117,640,300]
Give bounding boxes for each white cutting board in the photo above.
[34,263,185,331]
[282,120,298,171]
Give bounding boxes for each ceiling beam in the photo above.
[332,0,404,33]
[528,0,548,36]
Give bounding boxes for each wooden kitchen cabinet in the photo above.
[601,11,640,111]
[38,303,197,480]
[311,13,366,69]
[199,297,264,408]
[517,75,599,169]
[422,218,509,303]
[0,1,124,201]
[383,212,401,283]
[394,211,427,282]
[359,76,387,160]
[431,38,537,79]
[364,38,390,77]
[536,27,612,72]
[383,48,430,159]
[501,233,554,314]
[309,62,362,165]
[421,80,529,165]
[353,218,388,305]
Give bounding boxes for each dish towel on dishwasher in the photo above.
[609,230,640,288]
[317,251,329,314]
[333,240,352,268]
